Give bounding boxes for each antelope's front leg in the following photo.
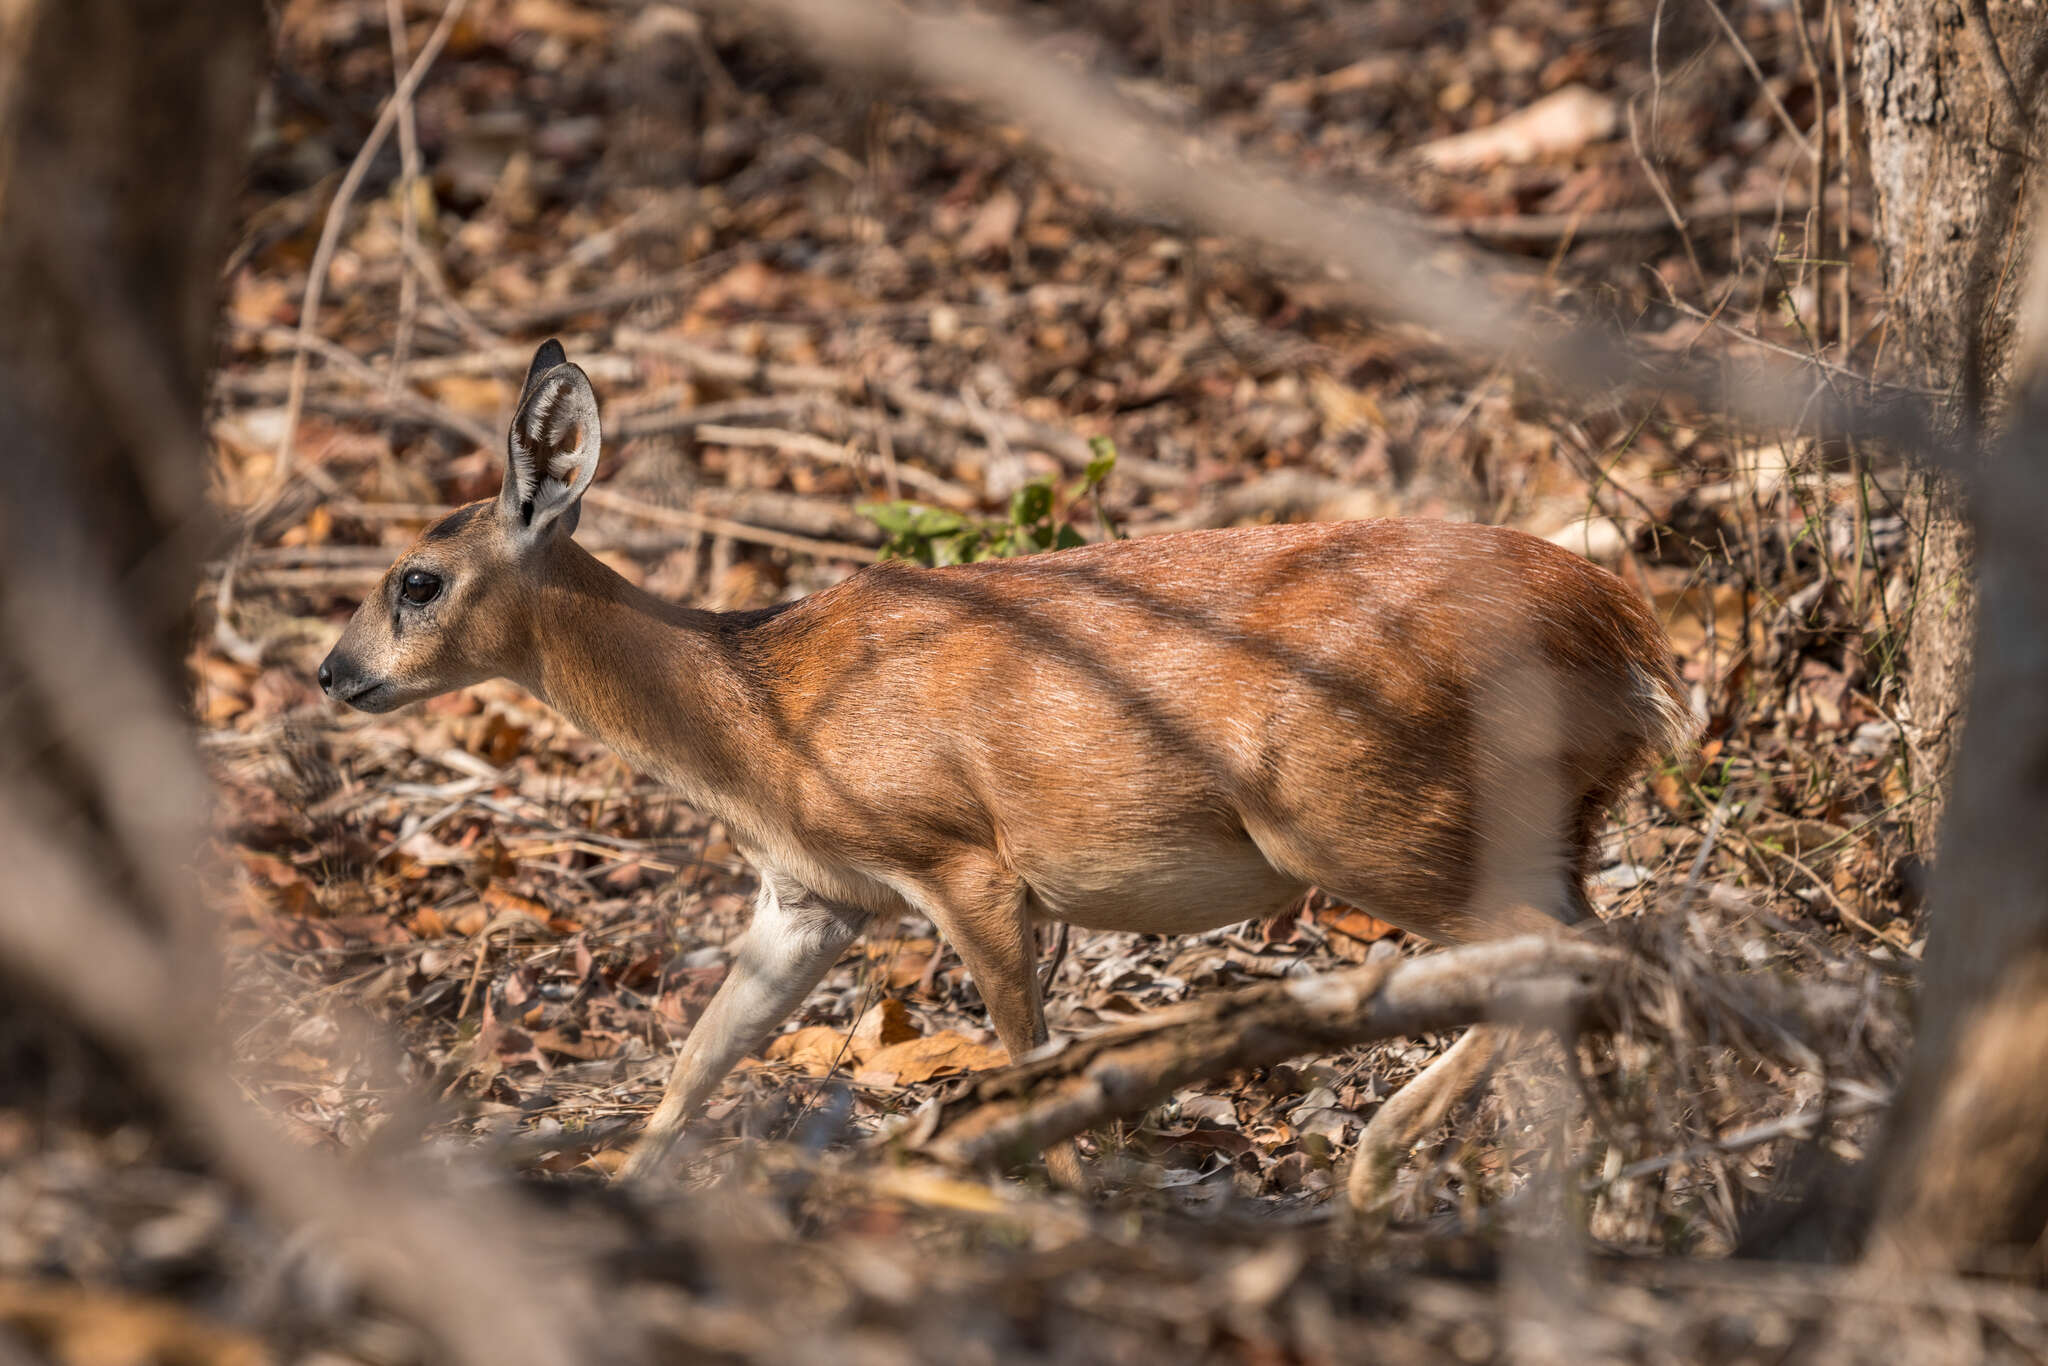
[621,876,867,1183]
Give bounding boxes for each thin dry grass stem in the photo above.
[1627,98,1704,295]
[273,0,466,485]
[384,0,425,394]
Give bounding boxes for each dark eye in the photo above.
[400,569,442,606]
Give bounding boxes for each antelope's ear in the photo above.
[516,337,567,407]
[500,341,599,546]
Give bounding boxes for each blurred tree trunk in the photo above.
[1861,286,2048,1278]
[0,0,264,1105]
[1852,0,2048,1274]
[1857,0,2046,852]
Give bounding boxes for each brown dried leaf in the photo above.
[854,1031,1008,1086]
[1416,85,1617,172]
[762,1024,853,1076]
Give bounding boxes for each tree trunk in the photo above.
[1862,271,2048,1277]
[1853,0,2048,1274]
[0,0,264,1109]
[1858,0,2046,852]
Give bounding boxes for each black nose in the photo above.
[317,660,333,693]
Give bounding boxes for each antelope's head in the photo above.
[318,339,600,713]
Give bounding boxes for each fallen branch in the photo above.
[583,486,876,561]
[1438,189,1867,247]
[695,422,979,509]
[900,936,1624,1172]
[617,326,1189,488]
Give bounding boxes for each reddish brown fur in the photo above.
[321,349,1692,1184]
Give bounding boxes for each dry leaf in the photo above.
[871,937,939,989]
[1656,583,1752,657]
[1416,85,1617,171]
[763,1024,855,1076]
[854,1031,1008,1086]
[427,374,512,419]
[481,886,552,927]
[0,1282,269,1366]
[531,1027,619,1061]
[853,996,921,1053]
[960,188,1021,258]
[1319,906,1398,963]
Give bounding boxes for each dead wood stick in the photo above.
[583,486,876,560]
[608,394,816,439]
[904,937,1623,1171]
[617,327,1188,489]
[219,345,634,396]
[1436,188,1862,246]
[692,485,881,543]
[693,422,979,508]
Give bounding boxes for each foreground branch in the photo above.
[728,0,1931,457]
[902,937,1623,1171]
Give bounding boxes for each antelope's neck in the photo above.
[519,548,765,818]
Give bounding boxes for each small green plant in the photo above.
[860,437,1119,566]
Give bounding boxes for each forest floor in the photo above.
[2,1,1981,1362]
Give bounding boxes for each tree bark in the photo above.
[1854,0,2048,1275]
[1857,0,2047,852]
[1863,249,2048,1276]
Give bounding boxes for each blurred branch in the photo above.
[725,0,1931,457]
[0,781,605,1366]
[1860,174,2048,1270]
[1961,0,2031,140]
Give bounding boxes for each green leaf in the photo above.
[1053,523,1086,550]
[858,501,924,535]
[911,507,966,537]
[931,530,981,566]
[1009,480,1054,527]
[1082,437,1117,491]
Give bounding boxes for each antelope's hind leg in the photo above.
[1343,1024,1508,1216]
[1339,874,1594,1218]
[910,860,1090,1193]
[621,875,868,1183]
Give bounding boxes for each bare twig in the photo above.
[1600,1088,1890,1187]
[1962,0,2031,140]
[584,486,877,561]
[1695,0,1818,161]
[694,422,978,507]
[1626,98,1705,293]
[617,326,1188,488]
[273,0,467,483]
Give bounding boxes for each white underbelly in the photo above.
[1019,846,1305,935]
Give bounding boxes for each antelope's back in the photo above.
[739,520,1685,904]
